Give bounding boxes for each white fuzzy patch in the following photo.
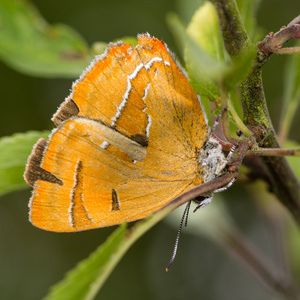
[199,136,227,183]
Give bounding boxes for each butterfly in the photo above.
[24,33,228,232]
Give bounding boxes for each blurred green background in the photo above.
[0,0,300,299]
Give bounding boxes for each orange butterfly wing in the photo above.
[25,34,208,232]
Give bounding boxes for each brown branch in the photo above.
[225,229,300,300]
[210,0,300,225]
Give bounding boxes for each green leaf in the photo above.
[223,46,256,90]
[43,192,186,300]
[91,42,108,56]
[167,6,255,102]
[167,12,222,101]
[0,131,49,196]
[43,224,128,300]
[92,37,138,56]
[0,0,92,78]
[42,167,224,300]
[113,36,138,46]
[186,2,224,61]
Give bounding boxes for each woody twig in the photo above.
[210,0,300,225]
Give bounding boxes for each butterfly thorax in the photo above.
[197,135,227,183]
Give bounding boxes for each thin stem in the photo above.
[274,47,300,55]
[223,230,300,300]
[228,99,253,136]
[250,183,300,300]
[219,80,239,143]
[209,0,252,58]
[250,147,300,157]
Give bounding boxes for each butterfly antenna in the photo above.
[166,201,191,271]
